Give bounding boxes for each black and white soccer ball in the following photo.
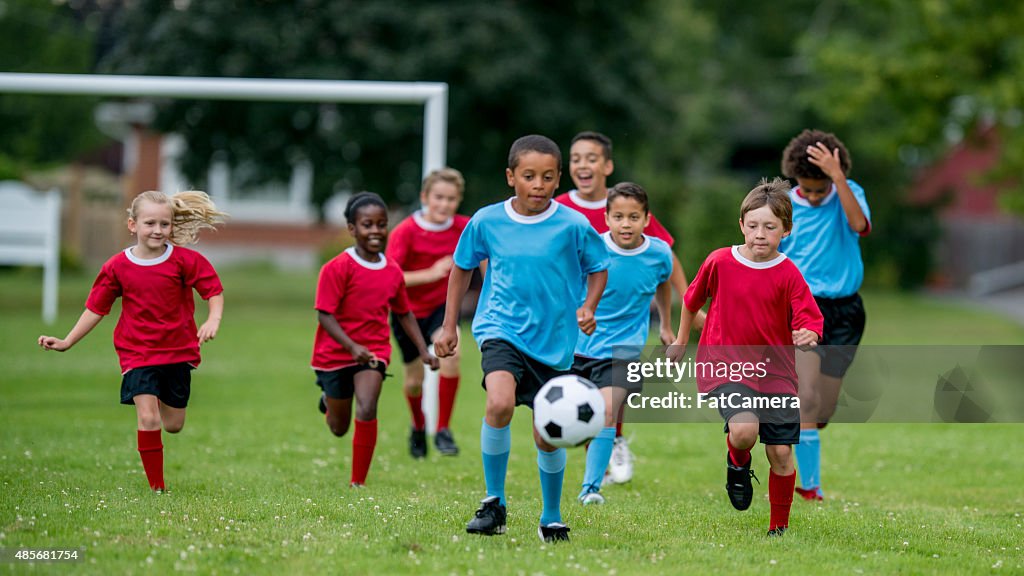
[533,374,605,448]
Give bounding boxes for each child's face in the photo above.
[569,139,613,196]
[348,204,389,255]
[128,200,173,255]
[738,205,789,262]
[605,196,650,250]
[506,151,560,215]
[795,177,831,207]
[421,181,461,224]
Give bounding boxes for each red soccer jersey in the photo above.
[385,211,469,318]
[554,190,675,246]
[312,248,411,370]
[683,246,823,395]
[85,244,223,374]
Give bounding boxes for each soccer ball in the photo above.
[533,375,605,448]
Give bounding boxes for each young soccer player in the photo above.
[434,134,609,543]
[313,192,439,487]
[779,129,871,501]
[669,177,823,536]
[38,190,226,493]
[573,182,674,506]
[386,168,471,458]
[557,130,704,484]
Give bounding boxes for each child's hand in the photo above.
[38,335,70,351]
[665,339,688,364]
[433,326,458,357]
[348,343,375,364]
[197,318,220,345]
[430,256,454,282]
[792,328,819,350]
[806,142,845,182]
[576,306,596,335]
[422,354,440,371]
[659,327,676,345]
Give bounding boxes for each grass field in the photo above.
[2,266,1022,575]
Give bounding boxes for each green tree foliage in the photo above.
[0,0,103,175]
[99,0,678,213]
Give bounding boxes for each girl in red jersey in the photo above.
[38,190,227,493]
[313,192,439,487]
[669,177,823,536]
[386,168,471,458]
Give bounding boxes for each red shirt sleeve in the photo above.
[645,214,676,247]
[683,252,714,313]
[386,220,411,270]
[789,268,824,337]
[389,274,411,316]
[184,250,223,300]
[85,258,122,316]
[315,257,348,313]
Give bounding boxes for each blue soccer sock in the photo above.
[794,428,821,490]
[480,419,511,505]
[579,426,616,498]
[537,446,567,526]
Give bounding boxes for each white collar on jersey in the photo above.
[345,246,388,270]
[124,243,173,266]
[412,209,454,232]
[503,197,559,224]
[602,231,651,256]
[790,183,838,208]
[730,245,787,269]
[569,189,607,210]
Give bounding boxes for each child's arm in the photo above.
[403,256,454,287]
[668,254,707,330]
[807,142,868,233]
[656,279,675,345]
[667,306,697,363]
[397,311,440,370]
[434,266,473,357]
[198,293,224,345]
[317,311,375,364]
[792,328,819,350]
[38,309,104,352]
[577,270,607,336]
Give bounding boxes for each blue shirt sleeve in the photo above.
[847,179,871,230]
[579,223,610,274]
[453,214,488,270]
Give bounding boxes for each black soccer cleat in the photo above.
[318,393,327,415]
[466,496,507,536]
[538,522,571,543]
[767,526,788,537]
[725,454,759,511]
[434,428,459,456]
[409,428,428,459]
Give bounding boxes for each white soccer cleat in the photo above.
[606,435,635,484]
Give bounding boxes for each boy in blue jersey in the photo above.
[779,129,871,501]
[572,182,674,505]
[434,134,609,543]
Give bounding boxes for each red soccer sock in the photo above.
[769,470,796,531]
[615,403,626,437]
[437,375,459,431]
[727,434,751,467]
[137,429,164,491]
[405,393,425,431]
[351,419,378,486]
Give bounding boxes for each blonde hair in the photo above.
[740,177,793,232]
[421,167,465,197]
[128,190,228,245]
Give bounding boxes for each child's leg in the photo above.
[534,427,566,526]
[766,443,796,533]
[325,397,353,437]
[437,351,460,433]
[795,350,823,495]
[350,370,384,486]
[134,394,165,491]
[727,415,758,465]
[403,360,426,431]
[580,386,623,498]
[159,403,187,434]
[481,371,516,504]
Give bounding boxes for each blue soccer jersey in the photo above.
[454,198,609,370]
[575,233,673,360]
[780,179,871,298]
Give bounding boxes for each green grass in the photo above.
[1,267,1023,574]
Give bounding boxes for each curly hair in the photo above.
[781,129,851,180]
[128,190,228,245]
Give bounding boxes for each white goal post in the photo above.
[0,72,448,178]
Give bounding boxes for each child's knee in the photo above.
[765,444,793,466]
[485,400,514,427]
[164,423,185,434]
[327,418,350,437]
[728,424,758,448]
